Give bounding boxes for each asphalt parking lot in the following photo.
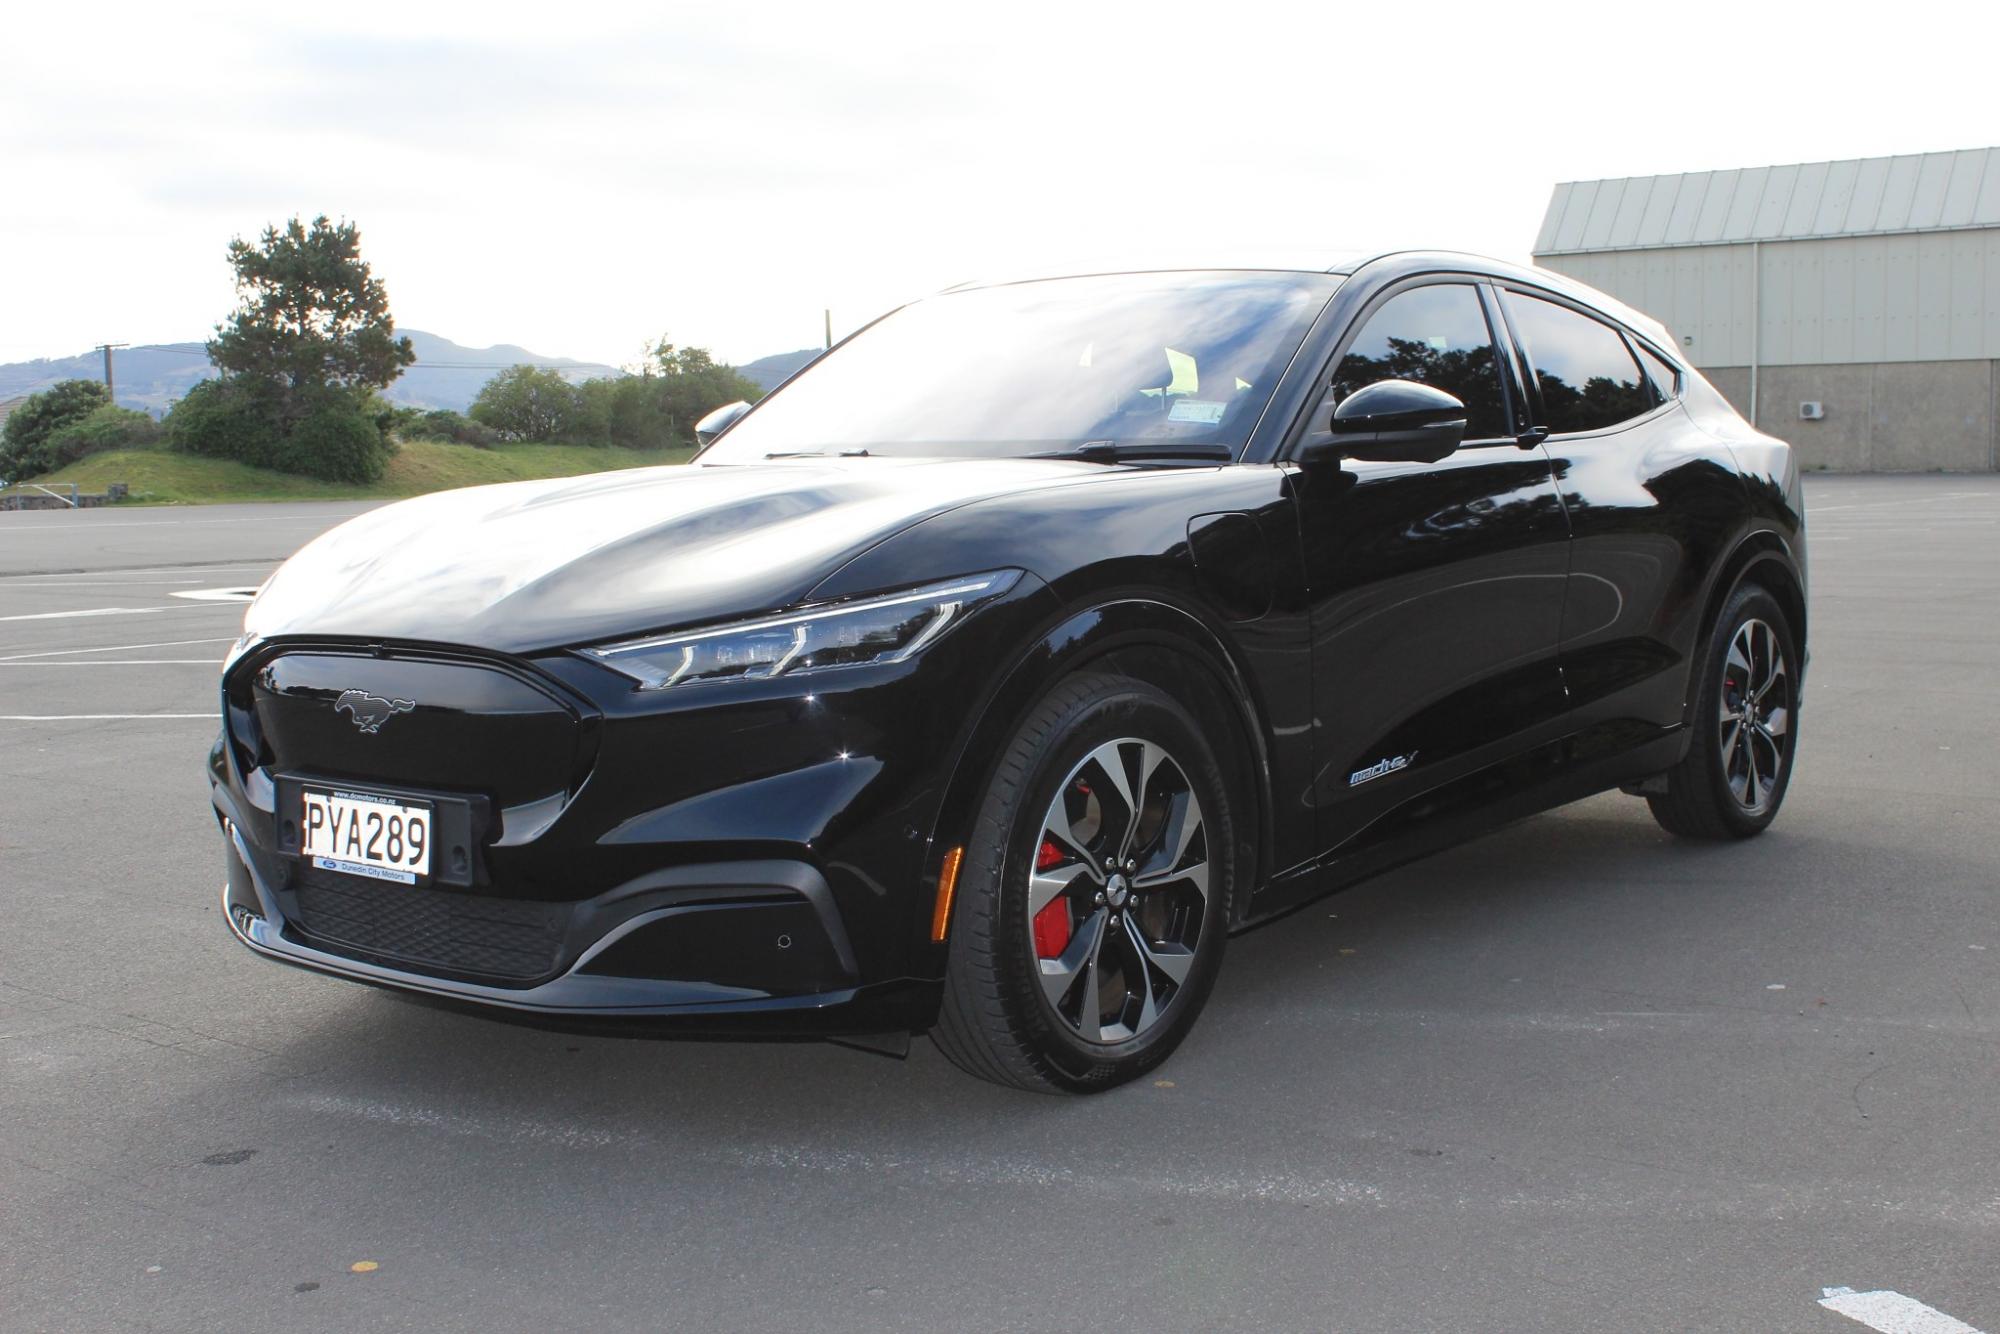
[1,476,1995,1333]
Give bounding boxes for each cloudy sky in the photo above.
[3,0,1994,369]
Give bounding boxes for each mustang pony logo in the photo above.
[334,689,415,734]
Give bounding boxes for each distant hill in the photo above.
[0,331,627,416]
[737,348,821,393]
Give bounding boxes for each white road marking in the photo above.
[0,713,221,721]
[0,603,233,623]
[1819,1286,1986,1333]
[0,513,365,534]
[0,636,235,662]
[0,660,220,666]
[1,562,277,579]
[169,587,261,603]
[0,606,166,622]
[297,1093,1386,1206]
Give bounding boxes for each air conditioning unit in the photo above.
[1799,401,1826,421]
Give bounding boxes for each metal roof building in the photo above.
[1533,148,2000,471]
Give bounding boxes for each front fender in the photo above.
[916,594,1279,973]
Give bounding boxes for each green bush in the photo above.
[168,379,391,480]
[470,365,592,443]
[1,379,112,477]
[40,405,163,470]
[167,378,277,467]
[584,376,675,450]
[414,408,501,448]
[270,398,389,483]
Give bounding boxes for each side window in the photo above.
[1504,292,1656,434]
[1330,284,1508,442]
[1630,339,1680,403]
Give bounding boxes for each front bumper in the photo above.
[219,823,937,1035]
[207,577,1058,1038]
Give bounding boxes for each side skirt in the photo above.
[1240,723,1685,927]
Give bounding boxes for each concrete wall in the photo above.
[0,492,122,510]
[1700,358,1997,472]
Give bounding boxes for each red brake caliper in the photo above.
[1032,838,1072,958]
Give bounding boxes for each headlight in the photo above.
[580,571,1021,691]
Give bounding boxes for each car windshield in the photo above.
[701,271,1340,461]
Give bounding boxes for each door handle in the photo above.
[1515,426,1549,449]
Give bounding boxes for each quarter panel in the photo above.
[1543,404,1755,731]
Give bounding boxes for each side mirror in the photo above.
[694,400,752,446]
[1297,380,1467,465]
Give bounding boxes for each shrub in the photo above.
[166,378,277,467]
[1,379,111,477]
[415,408,500,448]
[270,398,389,483]
[40,405,163,470]
[585,375,674,450]
[470,365,590,442]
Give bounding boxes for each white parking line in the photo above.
[0,603,234,623]
[0,606,169,622]
[1820,1286,1986,1333]
[0,713,221,721]
[0,636,236,662]
[0,513,363,533]
[170,587,261,603]
[0,660,220,666]
[1,562,278,579]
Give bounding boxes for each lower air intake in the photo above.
[290,865,565,984]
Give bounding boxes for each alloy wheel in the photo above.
[1027,738,1210,1045]
[1718,618,1791,814]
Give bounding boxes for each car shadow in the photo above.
[220,790,1970,1155]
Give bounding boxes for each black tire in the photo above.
[931,673,1236,1093]
[1646,582,1800,839]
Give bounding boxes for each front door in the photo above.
[1295,280,1572,856]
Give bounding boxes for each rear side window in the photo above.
[1631,339,1680,402]
[1504,292,1656,434]
[1330,284,1508,441]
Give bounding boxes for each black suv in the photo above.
[212,251,1805,1092]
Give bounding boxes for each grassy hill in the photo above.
[18,440,695,506]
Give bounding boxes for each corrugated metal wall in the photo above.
[1537,228,2000,368]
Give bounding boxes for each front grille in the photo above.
[289,865,566,984]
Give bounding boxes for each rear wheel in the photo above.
[1646,582,1799,839]
[931,673,1235,1093]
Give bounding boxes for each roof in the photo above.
[939,249,1376,292]
[1535,148,2000,255]
[937,248,1676,354]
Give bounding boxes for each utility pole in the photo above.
[96,343,129,405]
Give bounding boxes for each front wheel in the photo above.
[931,673,1236,1093]
[1646,582,1800,839]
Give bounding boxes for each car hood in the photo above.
[245,458,1110,653]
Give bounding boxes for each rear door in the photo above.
[1494,287,1750,745]
[1294,279,1572,856]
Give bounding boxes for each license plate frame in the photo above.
[300,786,433,883]
[274,775,485,888]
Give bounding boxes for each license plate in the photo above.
[301,787,432,884]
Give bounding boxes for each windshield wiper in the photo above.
[763,448,872,459]
[1032,440,1234,464]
